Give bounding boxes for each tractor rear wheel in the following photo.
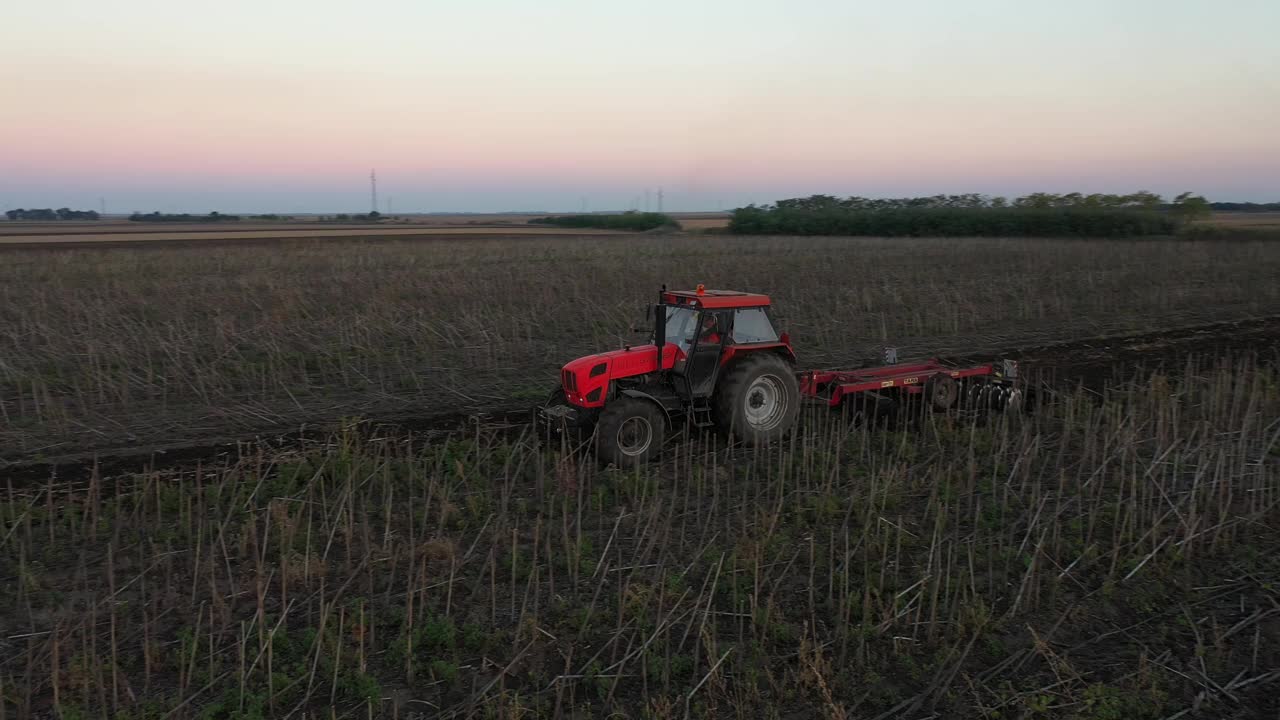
[715,354,800,445]
[596,398,665,468]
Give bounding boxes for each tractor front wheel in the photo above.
[596,398,665,468]
[715,354,800,445]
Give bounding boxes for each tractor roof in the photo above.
[663,288,771,309]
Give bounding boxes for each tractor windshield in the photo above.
[664,306,700,353]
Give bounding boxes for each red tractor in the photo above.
[536,285,1020,467]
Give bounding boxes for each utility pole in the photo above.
[370,169,378,213]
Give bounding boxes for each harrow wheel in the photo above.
[1002,387,1024,414]
[955,380,1024,417]
[925,374,959,410]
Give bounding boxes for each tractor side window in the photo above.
[731,307,778,344]
[665,306,699,352]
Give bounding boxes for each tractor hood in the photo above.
[561,344,682,408]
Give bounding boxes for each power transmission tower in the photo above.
[644,188,650,212]
[370,170,378,213]
[657,187,664,213]
[99,197,106,216]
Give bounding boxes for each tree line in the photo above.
[320,211,385,222]
[729,192,1212,237]
[775,192,1156,210]
[129,211,241,222]
[5,208,100,221]
[529,211,679,231]
[769,191,1212,213]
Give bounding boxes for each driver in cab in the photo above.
[698,314,724,345]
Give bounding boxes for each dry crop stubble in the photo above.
[0,234,1278,460]
[1,353,1277,717]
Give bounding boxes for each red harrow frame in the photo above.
[799,354,1022,413]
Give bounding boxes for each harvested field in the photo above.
[1207,212,1280,229]
[0,219,556,237]
[2,352,1278,718]
[2,232,1280,718]
[0,223,403,237]
[0,226,620,249]
[1,234,1278,464]
[0,213,727,246]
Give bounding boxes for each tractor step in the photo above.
[690,402,716,428]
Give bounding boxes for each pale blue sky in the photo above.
[2,0,1276,212]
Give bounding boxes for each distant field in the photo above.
[1208,211,1280,228]
[0,221,400,236]
[0,213,730,248]
[9,211,1276,237]
[677,216,731,230]
[0,226,621,247]
[0,212,731,237]
[0,217,556,235]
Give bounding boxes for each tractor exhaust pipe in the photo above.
[654,285,666,363]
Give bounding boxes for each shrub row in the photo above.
[728,206,1179,237]
[129,211,241,222]
[5,208,100,221]
[530,212,679,231]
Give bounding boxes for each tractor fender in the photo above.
[619,389,674,426]
[721,343,797,375]
[713,346,797,400]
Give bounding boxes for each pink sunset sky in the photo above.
[2,0,1277,212]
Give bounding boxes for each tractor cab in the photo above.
[657,287,784,400]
